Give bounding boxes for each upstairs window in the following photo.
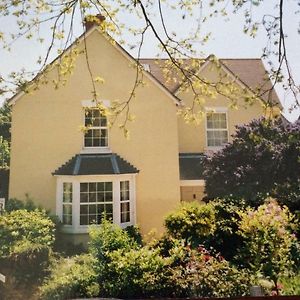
[84,108,108,148]
[206,112,228,147]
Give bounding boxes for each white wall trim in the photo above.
[80,147,111,154]
[180,180,205,186]
[81,99,110,108]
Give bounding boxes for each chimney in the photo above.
[84,14,105,31]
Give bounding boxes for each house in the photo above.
[8,18,280,241]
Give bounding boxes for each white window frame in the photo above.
[55,174,136,234]
[81,100,111,154]
[205,107,229,150]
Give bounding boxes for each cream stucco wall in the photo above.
[9,29,180,235]
[177,63,266,153]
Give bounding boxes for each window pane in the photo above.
[80,193,88,203]
[80,183,88,193]
[80,204,88,214]
[89,214,97,225]
[63,183,72,193]
[121,190,129,201]
[63,215,72,225]
[89,183,97,192]
[89,204,96,214]
[97,192,105,202]
[105,182,112,191]
[105,192,113,202]
[93,138,100,147]
[63,204,72,215]
[80,215,88,225]
[100,117,107,127]
[97,182,105,191]
[105,203,113,214]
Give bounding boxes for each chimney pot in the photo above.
[84,14,105,31]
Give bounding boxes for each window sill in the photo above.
[80,147,111,154]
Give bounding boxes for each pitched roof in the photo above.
[9,27,181,106]
[53,153,139,176]
[140,57,280,105]
[179,153,205,180]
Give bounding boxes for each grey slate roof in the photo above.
[53,153,139,176]
[179,153,206,180]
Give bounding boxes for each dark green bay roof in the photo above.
[53,153,139,176]
[179,153,206,180]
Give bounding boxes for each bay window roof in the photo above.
[53,153,139,176]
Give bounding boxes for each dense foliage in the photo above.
[39,254,99,300]
[0,209,55,292]
[1,199,299,299]
[204,117,300,211]
[237,199,297,294]
[164,201,216,246]
[0,102,11,169]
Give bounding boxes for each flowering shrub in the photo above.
[204,117,300,211]
[184,246,251,297]
[237,199,298,293]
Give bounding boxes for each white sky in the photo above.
[0,0,299,121]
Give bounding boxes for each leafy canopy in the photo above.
[204,117,300,211]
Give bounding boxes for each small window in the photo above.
[79,182,113,225]
[120,181,130,223]
[84,108,108,148]
[206,112,228,147]
[62,183,72,225]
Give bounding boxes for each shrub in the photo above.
[103,247,175,298]
[0,209,55,283]
[88,218,139,264]
[39,254,99,300]
[204,117,300,211]
[237,199,298,293]
[5,196,39,212]
[184,247,251,297]
[165,201,216,246]
[204,198,246,260]
[280,273,300,295]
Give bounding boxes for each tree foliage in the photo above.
[0,101,10,169]
[0,0,298,124]
[204,117,300,211]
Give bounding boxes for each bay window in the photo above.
[56,175,136,233]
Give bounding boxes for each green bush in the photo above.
[280,273,300,295]
[0,209,55,283]
[165,201,216,246]
[39,254,99,300]
[5,196,40,212]
[204,198,246,260]
[88,218,139,264]
[103,247,175,298]
[237,199,298,292]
